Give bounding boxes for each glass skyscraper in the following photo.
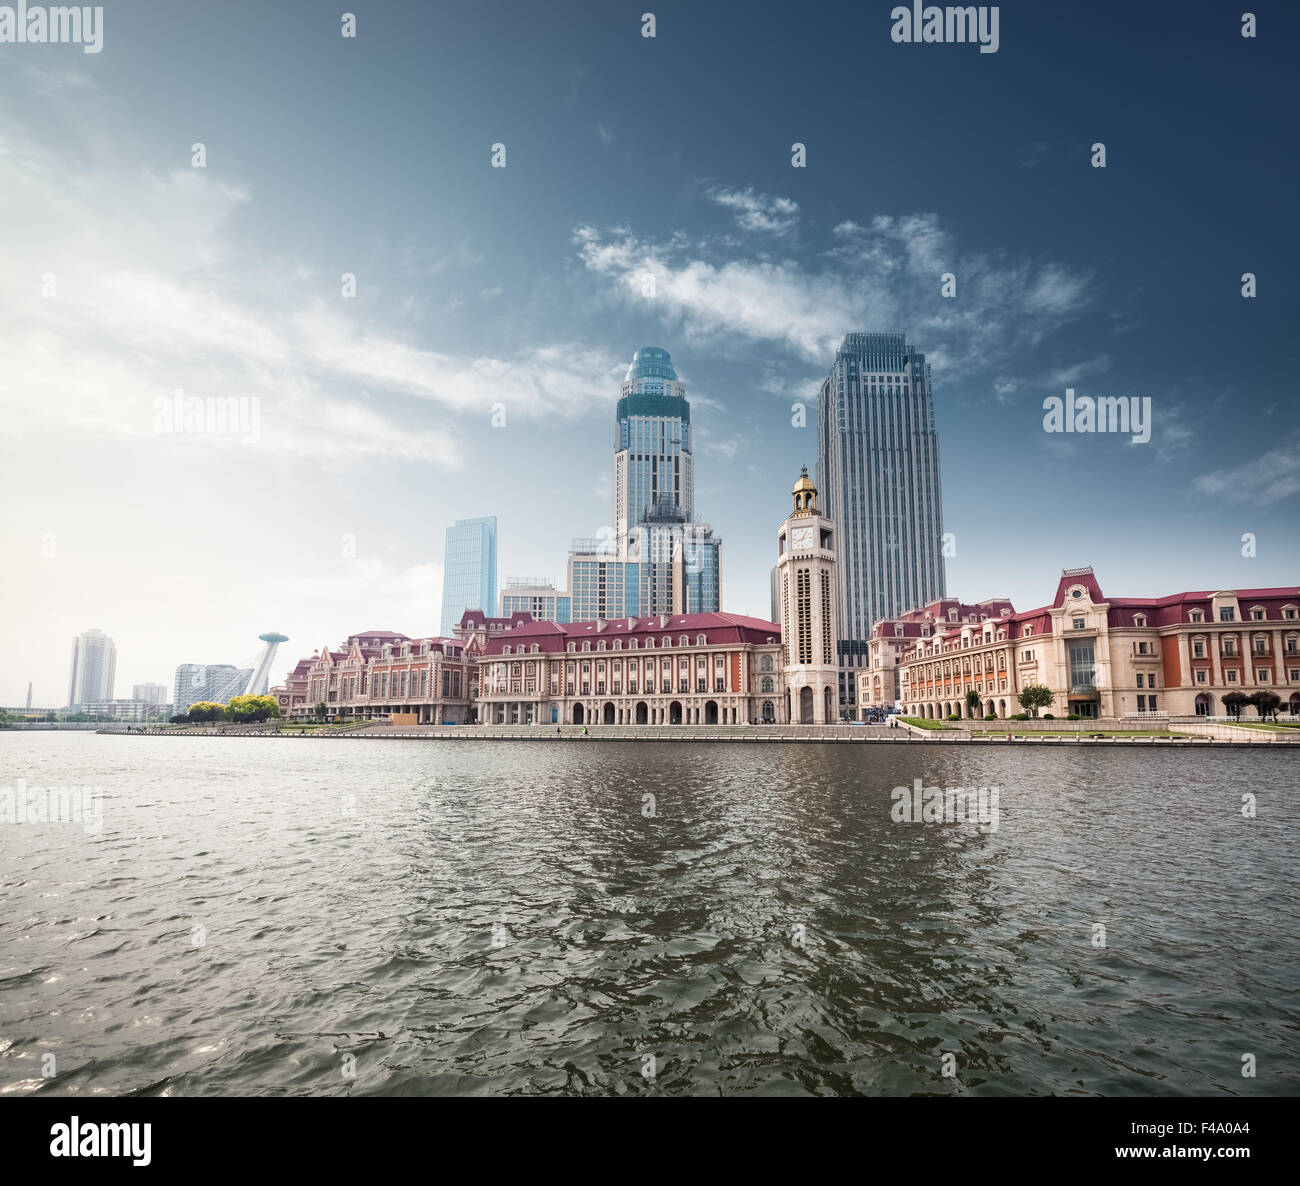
[440,515,499,636]
[817,333,946,711]
[613,346,693,535]
[568,347,721,620]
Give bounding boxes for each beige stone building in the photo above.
[862,567,1300,720]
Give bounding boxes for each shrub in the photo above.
[1043,713,1055,720]
[984,714,997,720]
[1012,712,1030,721]
[1067,714,1080,720]
[947,713,960,721]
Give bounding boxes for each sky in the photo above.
[1,0,1297,706]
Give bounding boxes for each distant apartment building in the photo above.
[172,663,250,716]
[132,682,169,705]
[818,332,946,714]
[500,579,571,623]
[83,698,166,722]
[864,567,1300,720]
[440,516,498,636]
[67,628,116,709]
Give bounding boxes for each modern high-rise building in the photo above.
[132,682,169,705]
[440,516,498,636]
[500,579,571,623]
[567,347,721,619]
[66,627,116,709]
[817,332,947,713]
[172,664,250,717]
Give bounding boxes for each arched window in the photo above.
[760,654,774,672]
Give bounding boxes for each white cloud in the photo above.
[575,211,1092,375]
[1194,439,1300,504]
[0,127,620,473]
[707,186,799,235]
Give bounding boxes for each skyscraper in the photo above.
[440,516,498,636]
[66,627,116,709]
[613,346,693,535]
[172,663,250,717]
[817,333,946,713]
[568,347,721,619]
[132,682,169,705]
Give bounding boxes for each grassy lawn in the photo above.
[1232,721,1300,731]
[971,729,1192,738]
[900,717,951,730]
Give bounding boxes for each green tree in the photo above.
[315,702,327,721]
[1221,691,1248,719]
[1249,690,1281,721]
[227,694,283,723]
[0,707,11,728]
[1017,684,1055,718]
[186,701,228,723]
[964,690,981,718]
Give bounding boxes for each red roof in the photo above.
[483,612,780,656]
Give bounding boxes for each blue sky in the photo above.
[2,0,1297,703]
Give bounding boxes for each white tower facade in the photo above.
[67,627,116,709]
[777,468,839,724]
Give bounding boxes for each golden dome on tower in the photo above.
[791,466,818,515]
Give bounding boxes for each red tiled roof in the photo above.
[482,612,781,656]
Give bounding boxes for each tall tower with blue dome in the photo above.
[568,346,721,620]
[614,346,693,536]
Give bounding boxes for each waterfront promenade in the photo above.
[92,721,1300,746]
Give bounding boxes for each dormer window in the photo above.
[1251,607,1266,621]
[1024,626,1034,636]
[1190,610,1203,622]
[1133,613,1146,628]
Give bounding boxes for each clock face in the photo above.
[791,526,815,550]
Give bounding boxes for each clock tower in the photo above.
[778,467,839,724]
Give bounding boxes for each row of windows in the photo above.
[1192,606,1299,623]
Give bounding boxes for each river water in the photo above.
[1,732,1296,1096]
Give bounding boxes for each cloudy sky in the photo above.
[2,0,1296,705]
